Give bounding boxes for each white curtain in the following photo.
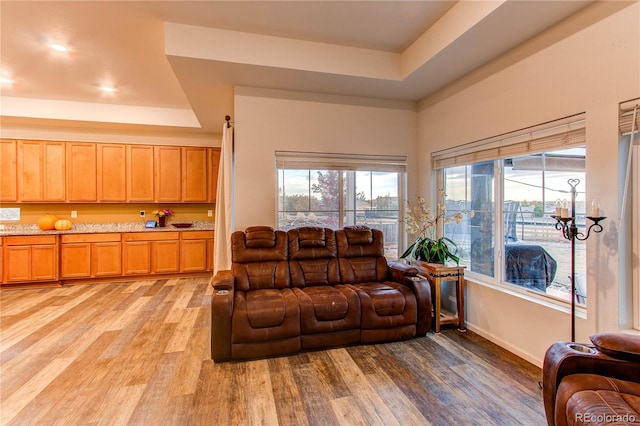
[214,122,233,274]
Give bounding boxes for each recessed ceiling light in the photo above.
[0,77,15,85]
[48,42,69,52]
[100,86,117,93]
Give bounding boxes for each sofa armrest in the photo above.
[542,341,640,426]
[398,275,432,336]
[388,260,419,282]
[210,271,235,362]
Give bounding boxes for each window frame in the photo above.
[275,151,407,258]
[434,115,588,308]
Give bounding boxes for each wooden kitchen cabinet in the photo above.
[127,144,154,202]
[206,238,214,272]
[66,142,97,202]
[154,146,181,202]
[207,148,221,203]
[18,140,66,202]
[123,232,180,275]
[182,147,208,202]
[0,139,18,202]
[180,231,214,272]
[60,233,122,279]
[3,235,58,283]
[97,144,127,202]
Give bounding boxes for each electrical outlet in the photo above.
[207,210,213,217]
[71,210,77,218]
[139,210,145,218]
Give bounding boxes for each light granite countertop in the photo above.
[0,221,214,237]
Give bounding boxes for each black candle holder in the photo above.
[552,178,605,342]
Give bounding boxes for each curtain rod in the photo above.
[225,115,234,128]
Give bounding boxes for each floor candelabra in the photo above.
[551,178,606,342]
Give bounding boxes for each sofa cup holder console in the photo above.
[566,343,596,354]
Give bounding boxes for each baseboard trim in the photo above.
[465,322,544,368]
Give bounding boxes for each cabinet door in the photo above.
[123,241,151,275]
[97,144,126,202]
[152,240,180,273]
[19,141,66,202]
[3,245,31,282]
[92,242,122,277]
[0,140,17,202]
[154,146,181,202]
[126,145,154,202]
[32,245,58,281]
[67,142,97,202]
[180,239,207,272]
[182,147,208,202]
[208,148,221,203]
[60,243,92,278]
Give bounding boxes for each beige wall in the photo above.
[233,87,418,230]
[417,1,640,365]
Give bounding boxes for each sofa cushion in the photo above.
[246,289,287,328]
[233,261,290,291]
[354,282,417,329]
[556,374,640,426]
[232,289,300,343]
[566,390,640,425]
[232,228,288,263]
[336,227,384,258]
[293,285,361,334]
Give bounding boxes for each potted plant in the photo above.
[401,192,463,265]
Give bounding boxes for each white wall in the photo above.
[233,87,418,230]
[417,1,640,365]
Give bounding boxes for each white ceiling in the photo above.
[0,1,595,136]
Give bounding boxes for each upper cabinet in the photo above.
[154,146,181,202]
[2,139,219,204]
[182,147,208,202]
[67,142,97,202]
[97,144,127,202]
[18,140,66,202]
[0,140,18,202]
[126,144,154,202]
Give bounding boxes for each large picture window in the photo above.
[276,152,406,257]
[435,115,587,304]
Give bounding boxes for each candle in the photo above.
[591,199,600,218]
[555,200,562,217]
[561,199,569,218]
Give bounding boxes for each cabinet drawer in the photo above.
[124,232,179,241]
[181,231,214,240]
[4,235,57,245]
[61,233,121,244]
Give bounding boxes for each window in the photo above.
[276,152,406,257]
[435,115,587,303]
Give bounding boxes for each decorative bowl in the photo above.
[171,223,193,228]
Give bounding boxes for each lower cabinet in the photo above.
[60,234,121,279]
[123,232,180,275]
[1,229,213,285]
[180,231,214,272]
[3,235,58,283]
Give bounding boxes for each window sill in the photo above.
[464,271,587,319]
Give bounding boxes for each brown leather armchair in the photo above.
[542,333,640,426]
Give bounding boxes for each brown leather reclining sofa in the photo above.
[543,333,640,426]
[210,225,432,362]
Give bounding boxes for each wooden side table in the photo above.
[415,261,466,333]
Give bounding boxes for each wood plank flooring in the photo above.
[0,278,547,425]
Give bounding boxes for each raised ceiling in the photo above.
[0,1,595,136]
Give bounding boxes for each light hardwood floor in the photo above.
[0,278,547,425]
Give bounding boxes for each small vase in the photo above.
[158,216,166,227]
